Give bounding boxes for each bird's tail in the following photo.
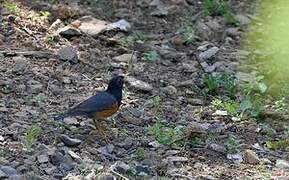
[53,113,70,121]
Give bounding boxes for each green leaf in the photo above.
[239,98,252,112]
[258,82,267,93]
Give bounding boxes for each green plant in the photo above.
[266,140,289,151]
[180,23,195,44]
[3,1,20,15]
[152,96,161,108]
[143,50,159,62]
[33,94,46,103]
[40,11,51,18]
[44,33,54,44]
[119,37,131,48]
[23,125,41,152]
[135,147,145,160]
[133,31,149,41]
[148,121,184,145]
[212,98,239,116]
[225,134,240,154]
[260,124,276,137]
[203,0,238,25]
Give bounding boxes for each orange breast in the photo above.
[95,103,119,118]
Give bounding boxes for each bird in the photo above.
[54,75,124,142]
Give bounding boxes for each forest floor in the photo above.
[0,0,289,179]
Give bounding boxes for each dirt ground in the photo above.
[0,0,288,179]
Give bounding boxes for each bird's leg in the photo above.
[93,118,110,143]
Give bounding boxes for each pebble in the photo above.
[12,56,27,74]
[208,143,226,154]
[198,46,219,60]
[58,26,82,38]
[135,165,151,176]
[58,46,78,63]
[126,76,153,92]
[117,137,134,150]
[243,149,260,165]
[37,154,49,163]
[162,85,177,95]
[112,161,130,174]
[59,134,82,147]
[0,165,17,176]
[164,156,188,163]
[113,53,137,63]
[226,153,243,164]
[276,159,289,169]
[0,169,7,178]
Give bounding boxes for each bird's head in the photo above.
[107,75,124,91]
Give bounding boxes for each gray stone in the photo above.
[0,166,17,176]
[112,161,130,174]
[244,149,260,165]
[196,21,212,40]
[59,134,82,147]
[113,53,137,63]
[209,143,226,154]
[58,46,78,63]
[227,153,243,164]
[236,14,251,25]
[0,169,7,178]
[276,159,289,169]
[58,26,82,38]
[198,47,219,60]
[164,156,188,163]
[106,19,131,32]
[12,56,27,73]
[117,137,134,150]
[226,28,241,37]
[162,85,177,95]
[76,16,108,36]
[37,154,49,163]
[126,76,153,92]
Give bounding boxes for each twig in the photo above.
[0,50,56,58]
[109,168,130,180]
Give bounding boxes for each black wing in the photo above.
[67,91,117,117]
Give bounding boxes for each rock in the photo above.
[12,56,27,74]
[177,79,194,87]
[97,173,116,180]
[113,53,137,63]
[276,159,289,169]
[162,85,177,95]
[117,137,134,150]
[187,98,204,105]
[0,135,4,141]
[112,161,130,175]
[59,135,82,147]
[135,165,151,176]
[0,166,17,176]
[148,141,163,148]
[8,175,22,180]
[182,62,198,72]
[206,19,222,30]
[59,162,74,171]
[58,46,78,63]
[50,150,68,165]
[150,6,168,17]
[63,117,79,125]
[127,107,142,118]
[236,14,251,25]
[244,149,260,165]
[106,19,131,32]
[164,156,188,163]
[149,0,160,6]
[208,143,226,154]
[0,33,5,45]
[29,84,43,94]
[67,150,82,163]
[58,26,82,38]
[74,16,108,36]
[126,76,153,92]
[213,110,228,116]
[226,153,243,164]
[198,47,219,60]
[226,28,241,37]
[196,21,212,40]
[0,169,7,178]
[97,145,117,160]
[37,154,49,163]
